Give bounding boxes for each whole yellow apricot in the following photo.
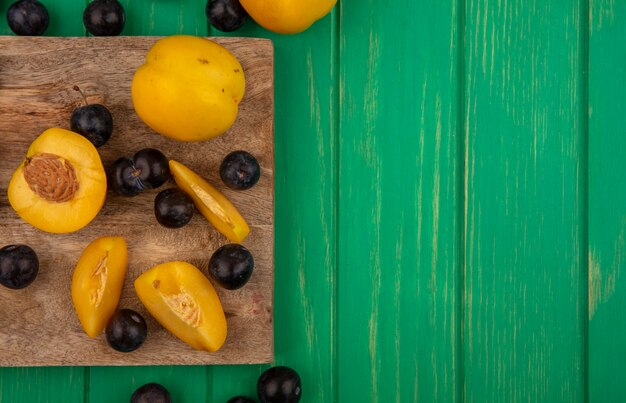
[132,35,246,142]
[8,128,107,234]
[240,0,336,34]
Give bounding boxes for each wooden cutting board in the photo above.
[0,36,274,366]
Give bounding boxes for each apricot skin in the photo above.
[72,236,128,338]
[169,159,249,243]
[132,35,245,142]
[240,0,336,34]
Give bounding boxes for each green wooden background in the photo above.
[1,0,625,402]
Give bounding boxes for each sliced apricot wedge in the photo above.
[169,159,250,242]
[134,261,227,352]
[8,128,107,233]
[72,236,128,338]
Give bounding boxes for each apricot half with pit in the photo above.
[8,128,107,234]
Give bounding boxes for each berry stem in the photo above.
[73,85,89,105]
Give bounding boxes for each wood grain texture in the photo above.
[84,6,214,401]
[463,0,585,401]
[588,0,626,401]
[0,36,274,366]
[88,366,209,402]
[0,3,87,400]
[0,367,85,402]
[338,0,460,401]
[119,0,208,36]
[3,0,626,402]
[0,1,85,37]
[208,14,339,402]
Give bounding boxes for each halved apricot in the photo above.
[8,128,107,233]
[169,160,249,242]
[72,236,128,338]
[134,261,227,352]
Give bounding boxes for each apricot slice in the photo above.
[169,160,250,242]
[134,261,227,352]
[8,128,107,233]
[72,236,128,338]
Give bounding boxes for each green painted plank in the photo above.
[88,3,209,403]
[88,366,208,403]
[0,0,85,36]
[338,1,460,401]
[0,367,84,402]
[463,0,585,401]
[210,365,267,402]
[0,3,85,403]
[209,11,338,403]
[119,0,208,36]
[588,1,626,401]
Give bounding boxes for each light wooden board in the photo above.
[0,36,274,366]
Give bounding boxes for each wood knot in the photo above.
[23,153,79,203]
